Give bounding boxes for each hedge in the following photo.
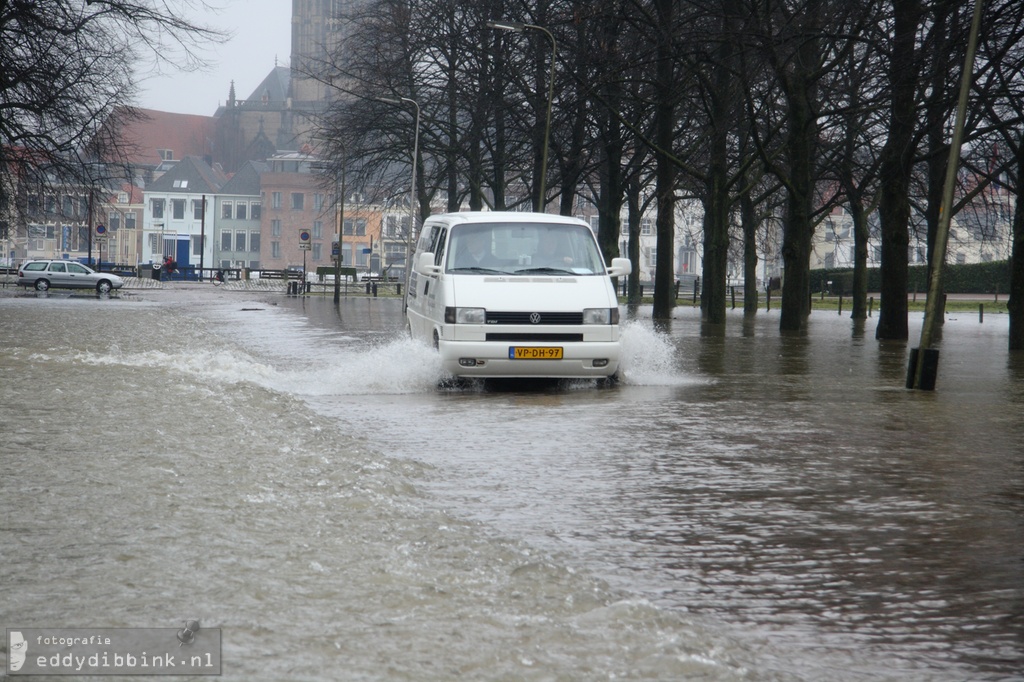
[811,260,1011,295]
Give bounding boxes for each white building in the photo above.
[141,156,226,270]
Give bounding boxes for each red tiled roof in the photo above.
[102,107,217,167]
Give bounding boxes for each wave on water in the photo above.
[43,335,446,397]
[37,316,697,397]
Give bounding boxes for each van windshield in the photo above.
[446,223,606,275]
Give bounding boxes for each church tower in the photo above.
[290,0,347,105]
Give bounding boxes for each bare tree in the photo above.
[0,0,224,219]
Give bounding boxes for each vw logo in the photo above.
[529,312,542,324]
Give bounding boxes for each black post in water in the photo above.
[906,348,939,390]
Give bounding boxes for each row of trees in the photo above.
[312,0,1024,348]
[0,0,222,252]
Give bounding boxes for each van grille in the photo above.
[485,311,583,325]
[486,333,584,342]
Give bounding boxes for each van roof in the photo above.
[422,211,590,228]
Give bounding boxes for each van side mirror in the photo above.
[607,257,631,278]
[416,252,441,276]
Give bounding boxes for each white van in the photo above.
[406,212,631,380]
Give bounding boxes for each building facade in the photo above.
[141,156,226,269]
[214,161,266,270]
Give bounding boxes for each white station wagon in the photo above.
[17,260,125,294]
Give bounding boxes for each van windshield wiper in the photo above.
[448,266,505,274]
[513,266,577,275]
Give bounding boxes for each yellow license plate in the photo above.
[509,346,563,360]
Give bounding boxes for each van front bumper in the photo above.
[437,339,621,378]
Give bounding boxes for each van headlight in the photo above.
[445,306,486,324]
[583,308,618,325]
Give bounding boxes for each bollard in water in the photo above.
[869,296,874,317]
[838,295,843,316]
[906,347,939,390]
[979,303,984,323]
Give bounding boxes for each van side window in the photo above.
[419,225,440,253]
[433,228,447,266]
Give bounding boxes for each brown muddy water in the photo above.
[1,286,1021,681]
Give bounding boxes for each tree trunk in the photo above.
[850,197,869,320]
[702,2,736,326]
[627,180,642,305]
[652,0,677,320]
[778,76,817,331]
[875,0,921,341]
[1009,132,1024,350]
[741,188,759,315]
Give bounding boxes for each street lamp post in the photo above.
[335,159,346,305]
[487,19,557,212]
[376,96,420,309]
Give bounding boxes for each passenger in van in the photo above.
[453,230,499,269]
[534,231,574,268]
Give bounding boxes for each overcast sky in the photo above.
[136,0,292,116]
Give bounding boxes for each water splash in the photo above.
[618,321,696,386]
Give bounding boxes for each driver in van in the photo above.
[454,230,498,269]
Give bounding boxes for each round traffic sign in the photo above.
[299,230,310,242]
[95,224,106,235]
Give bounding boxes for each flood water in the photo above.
[1,287,1021,681]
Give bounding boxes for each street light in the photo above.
[376,96,420,309]
[487,19,557,212]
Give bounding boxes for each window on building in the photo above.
[108,212,121,231]
[193,199,204,219]
[291,192,304,210]
[235,231,247,252]
[222,202,233,219]
[312,243,322,260]
[250,232,260,252]
[151,199,164,219]
[355,218,366,236]
[313,221,323,239]
[314,193,324,211]
[236,202,247,220]
[63,196,75,217]
[221,232,232,251]
[173,179,189,189]
[272,192,282,209]
[641,219,653,235]
[272,219,281,237]
[192,235,204,256]
[386,215,399,237]
[271,241,281,258]
[251,202,261,220]
[124,212,136,230]
[118,192,129,204]
[172,199,186,220]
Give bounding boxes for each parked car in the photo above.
[17,260,125,294]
